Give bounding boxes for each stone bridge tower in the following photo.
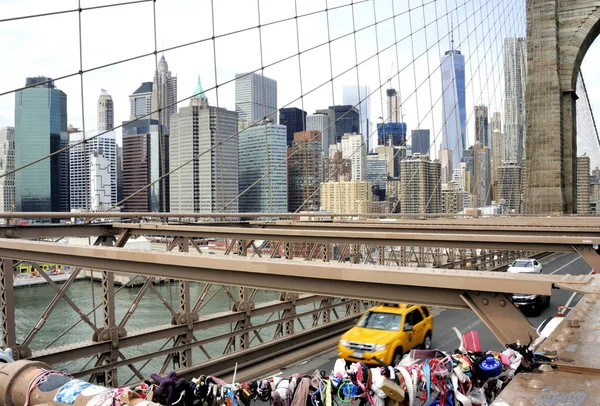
[525,0,600,214]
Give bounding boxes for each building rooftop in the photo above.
[132,82,153,95]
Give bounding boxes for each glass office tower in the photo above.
[15,77,69,213]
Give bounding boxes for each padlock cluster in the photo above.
[131,340,551,406]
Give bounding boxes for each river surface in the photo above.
[2,279,319,385]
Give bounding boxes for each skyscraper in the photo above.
[238,123,287,213]
[491,112,501,133]
[504,37,527,165]
[386,89,400,122]
[169,77,239,213]
[0,127,15,212]
[306,113,331,157]
[411,129,431,155]
[97,89,114,132]
[474,105,489,147]
[494,163,522,212]
[341,133,367,181]
[577,156,591,215]
[151,55,178,131]
[287,131,322,212]
[235,72,278,127]
[279,107,307,147]
[129,82,153,120]
[316,106,360,148]
[15,77,69,213]
[69,131,117,211]
[441,39,467,170]
[377,122,407,147]
[122,118,168,212]
[343,85,371,151]
[398,154,442,214]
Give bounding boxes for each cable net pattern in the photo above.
[0,0,529,219]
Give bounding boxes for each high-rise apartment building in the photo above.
[474,105,489,148]
[235,72,278,127]
[320,180,372,214]
[122,118,168,212]
[343,85,371,150]
[577,156,591,215]
[279,108,307,147]
[238,123,287,212]
[15,77,69,213]
[0,127,15,212]
[442,189,464,213]
[169,77,238,213]
[441,43,467,170]
[373,146,400,179]
[494,163,521,212]
[341,133,366,181]
[151,55,178,132]
[411,129,430,155]
[386,89,400,122]
[97,89,114,132]
[116,146,123,203]
[367,156,387,200]
[439,149,453,184]
[316,106,360,147]
[474,146,492,207]
[69,131,117,211]
[397,154,442,214]
[491,128,503,195]
[323,149,352,182]
[504,37,527,164]
[129,82,153,120]
[287,131,322,212]
[306,113,331,157]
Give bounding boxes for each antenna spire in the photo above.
[451,15,455,51]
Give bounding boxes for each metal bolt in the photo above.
[538,364,553,372]
[499,299,506,307]
[482,298,489,305]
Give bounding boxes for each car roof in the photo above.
[514,258,534,262]
[367,303,420,314]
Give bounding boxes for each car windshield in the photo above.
[357,312,401,331]
[512,260,532,268]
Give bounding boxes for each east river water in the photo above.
[2,279,318,385]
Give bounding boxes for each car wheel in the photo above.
[392,347,403,365]
[422,331,432,350]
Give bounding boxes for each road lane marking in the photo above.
[550,256,582,274]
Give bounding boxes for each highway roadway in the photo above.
[271,252,591,377]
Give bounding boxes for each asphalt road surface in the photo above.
[271,252,591,378]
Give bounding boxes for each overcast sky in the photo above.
[9,0,600,162]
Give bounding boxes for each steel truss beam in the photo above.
[0,239,593,307]
[109,223,600,252]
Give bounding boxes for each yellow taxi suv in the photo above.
[338,303,433,366]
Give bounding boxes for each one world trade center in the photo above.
[441,39,467,171]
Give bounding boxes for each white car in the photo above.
[507,258,542,274]
[537,317,564,338]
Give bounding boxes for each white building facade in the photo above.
[69,131,117,211]
[503,37,527,165]
[151,55,178,131]
[235,72,277,128]
[0,127,15,212]
[169,78,239,213]
[341,133,367,181]
[97,89,114,132]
